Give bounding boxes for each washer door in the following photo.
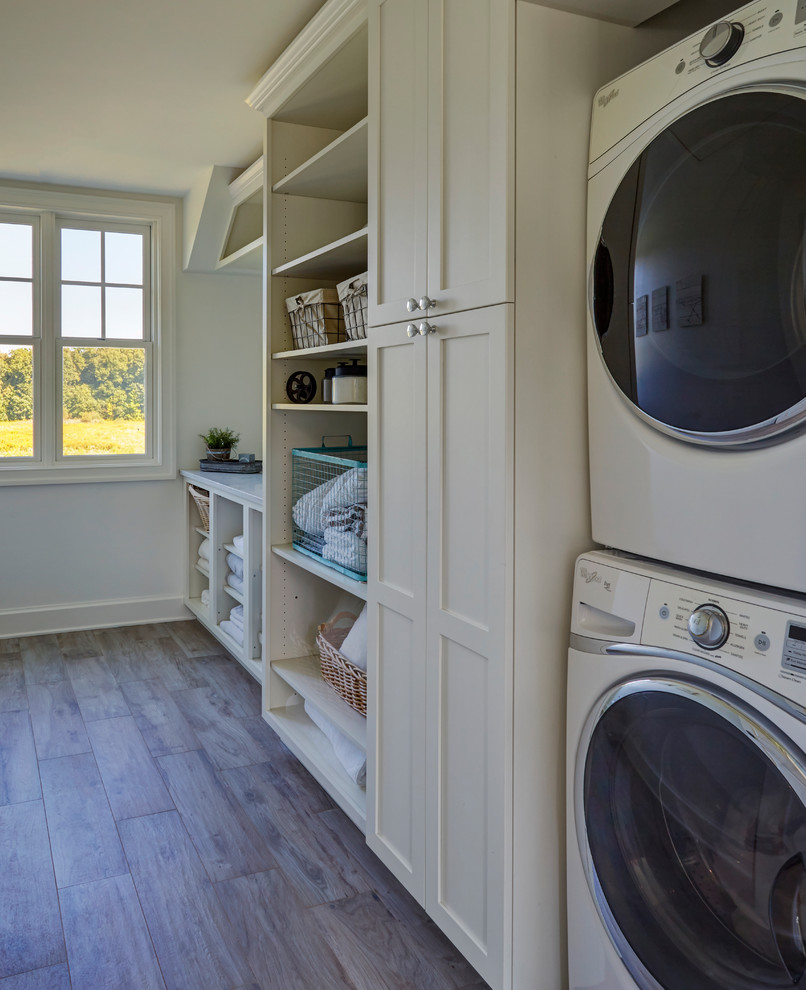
[582,677,806,990]
[592,90,806,446]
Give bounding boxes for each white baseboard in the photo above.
[0,595,192,639]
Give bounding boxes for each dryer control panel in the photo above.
[590,0,806,167]
[573,552,806,709]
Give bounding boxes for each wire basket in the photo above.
[291,437,368,581]
[188,484,210,531]
[317,614,367,716]
[286,288,345,349]
[336,272,368,341]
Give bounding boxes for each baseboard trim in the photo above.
[0,595,192,639]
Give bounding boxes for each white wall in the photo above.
[0,267,262,639]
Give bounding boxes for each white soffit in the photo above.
[524,0,681,27]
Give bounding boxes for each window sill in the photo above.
[0,462,177,486]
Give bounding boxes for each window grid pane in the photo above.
[61,345,146,457]
[0,223,33,279]
[0,344,34,458]
[0,281,33,336]
[60,225,148,341]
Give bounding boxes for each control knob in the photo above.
[699,21,744,67]
[688,604,730,651]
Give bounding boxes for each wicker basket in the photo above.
[336,272,368,340]
[286,288,345,349]
[317,614,367,716]
[187,484,210,531]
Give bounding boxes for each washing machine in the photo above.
[567,549,806,990]
[587,1,806,595]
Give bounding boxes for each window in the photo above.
[0,185,175,484]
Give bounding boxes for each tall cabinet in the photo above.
[366,0,516,986]
[247,0,371,831]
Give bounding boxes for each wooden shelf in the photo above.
[271,402,366,413]
[273,118,368,202]
[272,227,367,280]
[185,597,209,622]
[194,527,209,538]
[265,704,366,830]
[272,544,368,599]
[223,584,245,604]
[272,338,367,360]
[194,561,210,578]
[272,655,366,749]
[223,543,243,558]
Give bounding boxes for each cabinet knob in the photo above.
[406,298,420,313]
[418,321,437,336]
[406,323,419,338]
[418,295,436,311]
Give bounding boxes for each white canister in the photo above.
[332,360,367,404]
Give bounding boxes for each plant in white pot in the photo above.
[200,426,240,462]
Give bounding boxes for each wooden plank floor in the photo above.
[0,621,489,990]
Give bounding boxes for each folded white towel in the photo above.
[219,619,244,646]
[292,474,340,537]
[200,588,210,607]
[198,538,210,560]
[304,700,366,787]
[322,467,367,515]
[229,604,244,628]
[196,557,210,575]
[226,573,244,595]
[232,534,244,553]
[323,527,367,575]
[340,603,368,672]
[226,552,244,579]
[292,466,368,538]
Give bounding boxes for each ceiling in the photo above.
[0,0,327,199]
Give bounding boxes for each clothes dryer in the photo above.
[588,1,806,594]
[568,549,806,990]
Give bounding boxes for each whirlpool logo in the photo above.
[579,565,612,592]
[597,87,619,109]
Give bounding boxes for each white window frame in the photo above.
[0,184,176,485]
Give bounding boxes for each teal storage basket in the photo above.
[291,437,368,582]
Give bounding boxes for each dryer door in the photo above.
[581,675,806,990]
[592,90,806,446]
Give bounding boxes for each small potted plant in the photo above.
[200,426,240,462]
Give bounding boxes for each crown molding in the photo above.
[247,0,367,117]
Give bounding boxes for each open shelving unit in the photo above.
[181,470,264,684]
[248,0,370,831]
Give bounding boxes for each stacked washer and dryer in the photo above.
[570,4,806,989]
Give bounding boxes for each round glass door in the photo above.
[592,90,806,445]
[583,678,806,990]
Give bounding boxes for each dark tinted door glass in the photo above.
[585,688,806,989]
[593,92,806,435]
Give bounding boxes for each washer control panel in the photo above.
[643,577,806,706]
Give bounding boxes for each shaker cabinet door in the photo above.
[368,0,514,328]
[366,319,429,899]
[368,0,429,327]
[423,304,512,987]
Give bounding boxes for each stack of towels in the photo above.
[225,534,245,596]
[307,604,369,788]
[197,537,211,575]
[292,466,367,575]
[220,603,245,646]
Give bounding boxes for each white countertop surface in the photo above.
[180,468,263,507]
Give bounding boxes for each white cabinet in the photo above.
[181,470,264,683]
[247,0,371,831]
[367,304,513,986]
[367,0,514,327]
